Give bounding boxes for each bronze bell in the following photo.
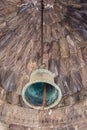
[22,68,62,110]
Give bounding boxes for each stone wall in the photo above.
[0,90,87,130]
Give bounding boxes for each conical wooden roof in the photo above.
[0,0,87,129]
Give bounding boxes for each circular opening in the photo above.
[24,82,59,107]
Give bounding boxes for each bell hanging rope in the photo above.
[22,0,62,110]
[22,68,62,109]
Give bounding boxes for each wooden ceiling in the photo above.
[0,0,87,101]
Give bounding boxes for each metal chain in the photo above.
[41,0,44,65]
[40,0,47,111]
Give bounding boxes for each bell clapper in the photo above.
[42,83,46,110]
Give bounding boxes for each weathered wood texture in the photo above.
[0,0,87,95]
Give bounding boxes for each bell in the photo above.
[22,68,62,109]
